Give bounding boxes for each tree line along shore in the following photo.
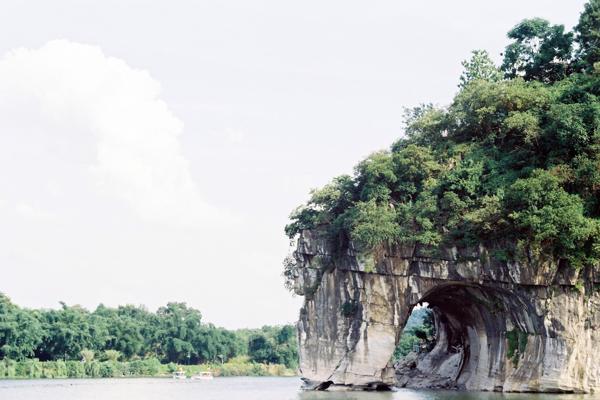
[0,293,298,379]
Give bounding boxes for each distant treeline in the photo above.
[0,293,298,372]
[0,357,295,379]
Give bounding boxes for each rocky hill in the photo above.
[285,1,600,392]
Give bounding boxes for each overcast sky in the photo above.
[0,1,586,329]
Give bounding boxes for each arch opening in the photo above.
[393,283,538,391]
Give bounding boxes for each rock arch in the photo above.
[292,230,600,393]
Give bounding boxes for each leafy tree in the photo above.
[459,50,503,88]
[284,175,355,238]
[397,104,447,147]
[276,325,295,344]
[273,326,298,369]
[354,151,397,202]
[155,302,202,363]
[36,304,98,361]
[193,324,244,363]
[392,144,441,202]
[248,334,274,364]
[502,18,573,82]
[449,78,551,145]
[574,0,600,71]
[505,170,597,267]
[343,199,400,249]
[237,325,298,369]
[0,294,43,360]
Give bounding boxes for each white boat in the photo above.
[191,371,214,380]
[173,370,187,380]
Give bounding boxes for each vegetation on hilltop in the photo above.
[285,0,600,272]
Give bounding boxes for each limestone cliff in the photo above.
[291,229,600,393]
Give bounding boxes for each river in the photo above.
[1,377,598,400]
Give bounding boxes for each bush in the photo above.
[0,359,17,378]
[127,358,160,376]
[66,361,85,378]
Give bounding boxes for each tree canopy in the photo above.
[0,294,297,370]
[285,1,600,272]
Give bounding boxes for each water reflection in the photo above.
[298,389,394,400]
[0,377,598,400]
[297,388,596,400]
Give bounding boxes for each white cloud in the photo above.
[209,127,246,145]
[15,203,55,222]
[0,40,229,228]
[223,128,245,144]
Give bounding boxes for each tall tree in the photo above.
[575,0,600,71]
[459,50,503,88]
[155,302,202,363]
[36,304,100,361]
[248,334,274,364]
[502,18,574,82]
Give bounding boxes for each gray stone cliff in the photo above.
[291,229,600,393]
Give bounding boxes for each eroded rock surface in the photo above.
[291,229,600,393]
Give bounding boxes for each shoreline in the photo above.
[0,359,297,380]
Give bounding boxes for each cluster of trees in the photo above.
[0,293,297,370]
[239,325,298,369]
[285,1,600,273]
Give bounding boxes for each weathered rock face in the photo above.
[291,229,600,393]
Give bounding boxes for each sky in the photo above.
[0,1,586,329]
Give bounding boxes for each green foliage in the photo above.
[459,50,503,88]
[0,294,44,360]
[394,333,420,360]
[506,329,529,366]
[80,349,95,363]
[0,294,299,374]
[397,106,448,148]
[575,0,600,71]
[345,199,400,248]
[102,349,122,362]
[284,175,355,238]
[0,357,294,379]
[66,361,86,378]
[285,1,600,273]
[449,78,551,144]
[501,18,573,82]
[394,308,436,360]
[247,335,273,364]
[244,325,298,369]
[505,170,598,268]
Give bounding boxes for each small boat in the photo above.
[173,369,187,380]
[191,371,214,380]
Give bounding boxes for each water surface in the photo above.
[0,377,598,400]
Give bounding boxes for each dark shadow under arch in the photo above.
[394,282,543,390]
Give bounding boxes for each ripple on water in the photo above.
[0,377,598,400]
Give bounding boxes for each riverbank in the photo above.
[0,357,296,379]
